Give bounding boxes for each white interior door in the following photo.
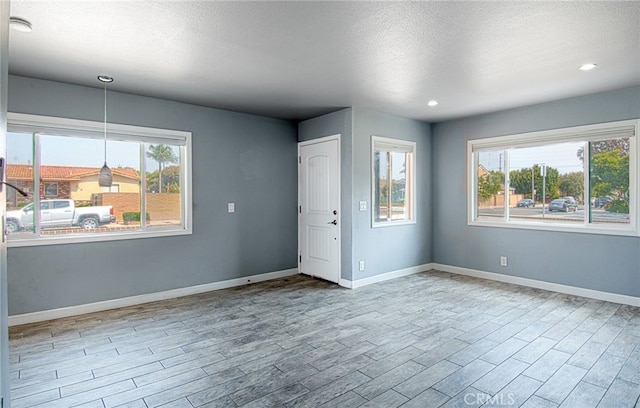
[299,137,340,283]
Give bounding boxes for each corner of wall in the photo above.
[428,121,436,264]
[296,108,355,282]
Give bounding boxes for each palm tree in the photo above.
[146,144,178,192]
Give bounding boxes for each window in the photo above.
[6,113,192,246]
[372,136,416,226]
[53,200,70,209]
[101,184,120,193]
[468,119,639,236]
[43,182,58,197]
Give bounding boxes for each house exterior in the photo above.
[477,164,523,207]
[6,164,140,209]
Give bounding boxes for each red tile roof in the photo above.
[7,164,140,181]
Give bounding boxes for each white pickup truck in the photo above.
[6,199,115,233]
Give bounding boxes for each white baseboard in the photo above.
[341,263,434,289]
[11,263,636,326]
[9,268,299,327]
[338,279,353,289]
[433,263,640,307]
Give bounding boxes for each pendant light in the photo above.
[98,75,114,187]
[9,17,33,33]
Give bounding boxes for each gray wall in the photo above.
[433,86,640,297]
[298,109,354,280]
[351,109,432,279]
[7,76,299,315]
[298,108,433,281]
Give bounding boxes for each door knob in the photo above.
[328,220,337,225]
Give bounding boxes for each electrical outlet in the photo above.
[228,202,235,213]
[359,260,365,271]
[359,201,367,211]
[500,256,508,267]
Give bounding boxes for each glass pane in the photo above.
[373,150,388,222]
[390,151,409,220]
[476,150,505,220]
[589,138,630,225]
[5,132,36,238]
[37,133,140,234]
[508,142,584,224]
[144,143,182,229]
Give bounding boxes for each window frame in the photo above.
[7,112,193,247]
[43,182,58,197]
[371,135,416,228]
[101,184,120,193]
[467,119,639,237]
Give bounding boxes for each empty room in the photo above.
[0,1,639,408]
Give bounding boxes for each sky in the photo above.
[9,130,580,176]
[7,132,179,172]
[479,141,584,175]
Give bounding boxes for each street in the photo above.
[478,206,629,224]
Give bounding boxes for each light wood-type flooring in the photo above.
[8,271,640,408]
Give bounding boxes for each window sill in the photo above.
[372,219,417,228]
[468,219,639,237]
[7,227,192,248]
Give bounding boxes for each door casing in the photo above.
[298,134,341,284]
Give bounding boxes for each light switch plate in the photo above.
[359,201,367,211]
[228,203,235,213]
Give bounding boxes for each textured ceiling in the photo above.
[7,1,640,122]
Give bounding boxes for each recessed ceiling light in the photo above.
[9,17,32,33]
[427,100,438,107]
[579,63,597,71]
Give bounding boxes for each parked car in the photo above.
[5,199,115,233]
[548,198,578,212]
[595,196,613,208]
[517,199,535,208]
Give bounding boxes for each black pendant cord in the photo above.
[97,75,113,187]
[103,81,108,165]
[1,182,28,197]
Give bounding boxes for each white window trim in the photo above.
[7,113,193,247]
[467,119,640,237]
[371,135,416,228]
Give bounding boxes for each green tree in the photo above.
[478,170,504,199]
[577,139,629,163]
[146,165,181,193]
[591,150,629,199]
[509,167,535,197]
[146,145,178,193]
[543,166,561,201]
[577,140,629,212]
[509,164,560,202]
[162,165,181,193]
[146,171,158,193]
[558,172,584,202]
